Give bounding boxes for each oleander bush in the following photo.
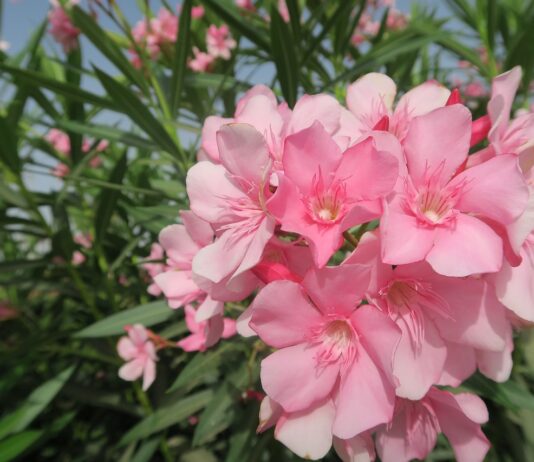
[1,1,534,461]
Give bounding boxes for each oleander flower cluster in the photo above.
[118,65,534,461]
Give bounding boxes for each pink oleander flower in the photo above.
[278,0,290,22]
[200,84,355,169]
[386,8,408,30]
[71,250,86,265]
[488,178,534,323]
[48,0,80,53]
[178,305,236,352]
[268,122,398,267]
[346,72,451,143]
[486,66,534,169]
[117,324,158,391]
[206,24,236,60]
[154,210,256,316]
[52,162,70,177]
[143,243,165,296]
[347,231,512,397]
[188,47,215,72]
[464,81,487,98]
[187,124,277,288]
[74,232,92,249]
[380,104,528,276]
[249,264,401,440]
[235,0,255,11]
[376,388,490,462]
[46,128,71,156]
[257,396,375,461]
[191,6,205,19]
[0,302,18,321]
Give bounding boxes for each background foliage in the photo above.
[1,0,534,460]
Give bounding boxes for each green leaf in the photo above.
[70,6,149,94]
[167,343,236,393]
[270,5,299,107]
[0,431,43,462]
[200,0,270,52]
[0,62,116,110]
[193,381,238,446]
[93,67,182,160]
[119,390,213,445]
[130,437,161,462]
[0,367,74,440]
[94,149,128,246]
[170,0,192,115]
[0,258,47,273]
[463,374,534,411]
[0,115,19,173]
[75,301,173,338]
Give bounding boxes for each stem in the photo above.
[343,230,359,249]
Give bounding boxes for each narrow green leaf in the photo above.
[75,301,173,338]
[463,374,534,411]
[0,62,116,109]
[0,431,43,462]
[170,0,192,114]
[0,367,74,440]
[119,390,213,445]
[270,5,299,107]
[200,0,270,52]
[93,67,182,160]
[130,437,161,462]
[193,382,237,446]
[167,343,236,393]
[0,259,47,273]
[70,6,149,94]
[94,149,128,246]
[0,115,19,173]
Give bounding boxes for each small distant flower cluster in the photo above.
[45,128,108,177]
[188,24,236,73]
[351,0,408,46]
[129,7,179,69]
[118,66,534,461]
[48,0,81,53]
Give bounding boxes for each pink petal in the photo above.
[129,324,148,345]
[334,343,395,439]
[178,333,206,352]
[282,121,342,196]
[393,314,447,400]
[236,306,256,337]
[201,115,233,162]
[222,318,237,338]
[381,197,436,265]
[186,161,245,223]
[488,66,522,143]
[195,296,224,323]
[257,396,283,433]
[142,359,156,390]
[216,123,271,186]
[346,73,396,127]
[235,85,278,116]
[426,214,503,276]
[429,389,491,462]
[476,325,513,382]
[438,341,476,387]
[204,314,225,348]
[452,154,528,224]
[118,358,144,381]
[334,136,399,200]
[117,337,137,361]
[285,93,342,136]
[430,278,508,351]
[490,244,534,322]
[403,105,471,187]
[333,433,375,462]
[275,399,335,460]
[250,280,322,348]
[302,264,370,316]
[180,210,214,247]
[261,343,339,412]
[158,224,199,268]
[394,80,450,128]
[350,305,401,386]
[236,94,284,140]
[154,270,201,307]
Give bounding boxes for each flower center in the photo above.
[417,188,453,224]
[307,174,348,224]
[312,318,357,366]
